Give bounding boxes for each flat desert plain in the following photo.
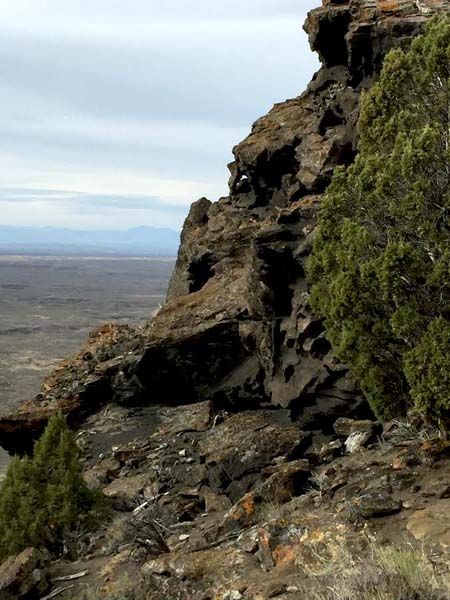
[0,254,175,477]
[0,255,175,413]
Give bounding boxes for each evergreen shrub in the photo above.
[0,413,104,560]
[308,16,450,423]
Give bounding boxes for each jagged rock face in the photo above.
[0,0,447,453]
[307,0,438,86]
[165,0,445,426]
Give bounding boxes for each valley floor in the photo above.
[0,255,174,414]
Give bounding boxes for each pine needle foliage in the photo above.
[308,16,450,423]
[0,413,104,560]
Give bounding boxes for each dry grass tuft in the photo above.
[302,542,450,600]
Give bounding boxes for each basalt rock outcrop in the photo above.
[1,0,448,453]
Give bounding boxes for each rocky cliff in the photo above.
[4,2,450,599]
[0,0,447,454]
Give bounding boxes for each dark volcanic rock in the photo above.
[1,1,448,453]
[159,0,446,427]
[0,376,110,455]
[353,485,402,520]
[200,411,311,502]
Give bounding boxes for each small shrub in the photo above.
[0,413,105,560]
[256,501,287,524]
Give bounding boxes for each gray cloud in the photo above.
[0,0,321,231]
[0,188,189,230]
[0,188,184,212]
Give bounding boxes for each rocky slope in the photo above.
[6,404,450,599]
[4,0,446,453]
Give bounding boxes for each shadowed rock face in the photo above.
[164,0,444,423]
[0,0,447,453]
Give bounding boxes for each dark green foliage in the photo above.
[308,16,450,422]
[0,456,33,559]
[0,413,104,560]
[405,318,450,426]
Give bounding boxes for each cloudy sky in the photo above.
[0,0,321,231]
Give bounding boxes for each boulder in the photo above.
[407,500,450,548]
[200,411,311,502]
[334,417,381,437]
[353,485,402,519]
[102,474,148,509]
[0,548,49,599]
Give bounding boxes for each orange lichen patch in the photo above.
[229,492,256,521]
[421,440,433,452]
[241,492,256,517]
[378,0,399,10]
[258,527,271,550]
[273,543,300,567]
[391,447,409,470]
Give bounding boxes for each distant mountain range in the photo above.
[0,225,180,256]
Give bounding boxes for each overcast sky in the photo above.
[0,0,321,231]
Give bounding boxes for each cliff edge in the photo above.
[0,0,447,453]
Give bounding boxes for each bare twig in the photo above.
[51,570,89,582]
[40,585,76,600]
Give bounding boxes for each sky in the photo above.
[0,0,321,232]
